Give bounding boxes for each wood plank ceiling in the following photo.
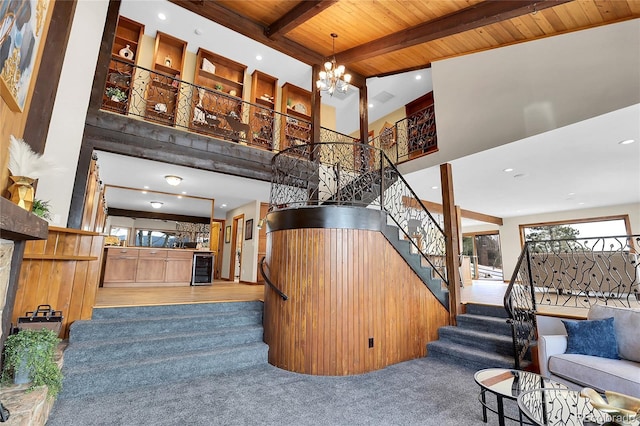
[171,0,640,85]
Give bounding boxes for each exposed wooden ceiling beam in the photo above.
[335,0,572,64]
[402,196,503,226]
[107,208,210,223]
[168,0,324,64]
[266,0,338,39]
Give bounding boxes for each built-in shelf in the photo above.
[281,83,312,149]
[250,70,278,150]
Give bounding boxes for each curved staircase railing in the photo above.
[504,234,640,369]
[259,256,288,301]
[270,142,449,288]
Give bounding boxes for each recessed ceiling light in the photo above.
[181,191,187,194]
[578,202,585,205]
[143,185,149,189]
[141,190,147,194]
[256,55,262,61]
[221,203,227,208]
[368,103,373,108]
[415,75,422,80]
[431,186,438,190]
[177,195,182,199]
[158,13,167,20]
[194,28,203,35]
[503,168,514,172]
[150,201,163,209]
[568,192,575,196]
[619,139,635,145]
[165,175,182,186]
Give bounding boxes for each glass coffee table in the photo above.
[475,368,568,426]
[518,388,616,426]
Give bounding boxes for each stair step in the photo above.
[464,303,508,318]
[61,342,268,398]
[92,301,263,320]
[427,340,516,371]
[437,326,513,357]
[63,325,264,367]
[455,313,512,336]
[68,310,263,343]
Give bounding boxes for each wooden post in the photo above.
[440,163,462,324]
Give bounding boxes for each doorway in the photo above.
[229,214,244,282]
[462,232,503,281]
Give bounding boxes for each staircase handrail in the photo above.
[259,256,288,301]
[270,141,449,287]
[504,234,640,369]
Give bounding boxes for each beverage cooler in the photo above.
[192,253,214,285]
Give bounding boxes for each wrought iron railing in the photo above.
[103,58,319,151]
[367,105,438,164]
[102,58,435,161]
[270,142,448,285]
[504,235,640,369]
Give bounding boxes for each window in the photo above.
[134,229,179,248]
[462,232,503,281]
[108,227,130,244]
[520,215,631,251]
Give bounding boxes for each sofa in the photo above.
[537,304,640,398]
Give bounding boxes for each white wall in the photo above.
[496,203,640,280]
[37,1,109,226]
[405,18,640,173]
[221,201,260,282]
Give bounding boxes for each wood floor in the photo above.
[95,279,589,318]
[95,281,265,308]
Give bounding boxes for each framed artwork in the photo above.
[225,225,231,243]
[379,122,396,148]
[244,219,253,240]
[0,0,51,112]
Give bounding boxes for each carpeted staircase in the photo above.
[427,303,528,371]
[59,301,267,399]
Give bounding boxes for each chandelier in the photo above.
[316,33,351,95]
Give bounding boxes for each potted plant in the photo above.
[105,87,127,102]
[214,83,223,91]
[1,329,63,398]
[32,199,52,220]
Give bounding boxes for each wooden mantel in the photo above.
[0,197,48,241]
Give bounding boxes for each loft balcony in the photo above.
[99,58,437,165]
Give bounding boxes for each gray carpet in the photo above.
[47,357,521,426]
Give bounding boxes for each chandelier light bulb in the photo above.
[150,201,163,209]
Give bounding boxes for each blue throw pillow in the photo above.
[561,317,619,359]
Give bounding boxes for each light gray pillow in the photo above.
[588,304,640,362]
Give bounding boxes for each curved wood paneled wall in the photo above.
[264,212,450,376]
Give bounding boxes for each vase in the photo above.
[119,44,134,60]
[7,176,36,211]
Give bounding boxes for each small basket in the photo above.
[17,304,63,335]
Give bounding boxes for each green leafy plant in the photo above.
[214,83,223,91]
[105,87,127,102]
[1,329,63,398]
[32,199,52,220]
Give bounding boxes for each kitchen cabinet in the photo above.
[135,249,168,282]
[102,248,138,283]
[165,250,194,283]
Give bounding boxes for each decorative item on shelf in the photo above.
[316,33,351,95]
[229,89,237,97]
[172,73,180,88]
[293,103,307,115]
[105,87,127,102]
[202,57,215,73]
[164,55,172,67]
[6,135,56,211]
[215,84,223,91]
[154,103,167,113]
[118,44,134,60]
[1,328,63,398]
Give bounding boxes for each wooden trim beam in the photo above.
[402,196,503,226]
[440,163,462,324]
[105,184,213,201]
[169,0,324,64]
[107,208,210,224]
[334,1,572,64]
[266,0,338,38]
